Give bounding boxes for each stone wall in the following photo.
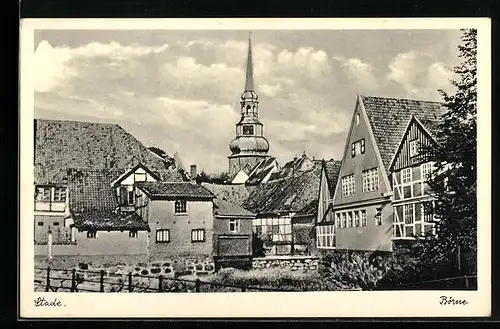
[252,255,319,272]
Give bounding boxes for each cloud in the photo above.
[33,40,169,93]
[386,51,454,99]
[334,56,378,91]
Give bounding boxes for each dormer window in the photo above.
[242,125,254,136]
[35,185,67,212]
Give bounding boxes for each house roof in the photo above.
[201,183,255,217]
[110,163,161,187]
[268,153,314,181]
[242,163,322,215]
[360,96,445,172]
[324,159,342,193]
[245,157,278,185]
[34,119,184,184]
[66,168,149,231]
[135,181,215,200]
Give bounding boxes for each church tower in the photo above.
[228,34,270,176]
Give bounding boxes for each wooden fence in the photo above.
[34,267,299,293]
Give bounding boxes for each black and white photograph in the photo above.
[19,18,491,318]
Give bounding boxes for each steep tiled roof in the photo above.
[268,153,314,181]
[67,168,149,231]
[34,119,184,184]
[324,159,342,193]
[136,181,215,200]
[243,163,322,215]
[202,183,255,217]
[360,96,445,172]
[245,157,278,185]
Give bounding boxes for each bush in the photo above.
[208,267,328,291]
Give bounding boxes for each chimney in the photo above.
[190,164,197,180]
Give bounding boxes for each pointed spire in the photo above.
[245,32,254,91]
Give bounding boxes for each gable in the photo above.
[231,170,250,184]
[390,117,437,172]
[333,98,391,207]
[316,166,330,223]
[111,163,160,187]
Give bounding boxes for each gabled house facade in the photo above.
[134,181,216,262]
[202,183,255,269]
[312,159,342,253]
[242,162,323,256]
[328,95,444,252]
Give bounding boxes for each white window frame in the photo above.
[393,201,436,240]
[174,200,187,214]
[191,229,205,242]
[421,161,435,182]
[341,212,346,228]
[361,210,367,227]
[316,224,335,249]
[362,167,379,193]
[347,212,353,227]
[341,174,355,197]
[229,219,240,233]
[156,229,170,243]
[401,168,412,184]
[375,208,382,226]
[409,139,419,157]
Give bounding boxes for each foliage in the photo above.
[148,146,176,169]
[194,171,231,184]
[421,28,477,272]
[251,233,266,257]
[208,267,330,291]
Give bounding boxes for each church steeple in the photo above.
[228,33,270,177]
[244,34,255,92]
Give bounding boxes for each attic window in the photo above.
[409,140,419,157]
[134,172,147,182]
[356,113,360,125]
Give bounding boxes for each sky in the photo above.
[33,29,463,174]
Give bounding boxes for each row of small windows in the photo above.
[341,167,379,197]
[35,186,67,202]
[335,209,370,228]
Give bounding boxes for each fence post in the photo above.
[128,272,133,292]
[158,275,163,292]
[45,267,51,292]
[71,269,76,292]
[100,270,105,292]
[195,279,200,292]
[464,276,470,289]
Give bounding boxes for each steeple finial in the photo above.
[245,32,254,91]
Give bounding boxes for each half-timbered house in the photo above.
[329,95,444,252]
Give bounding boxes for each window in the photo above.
[401,168,412,184]
[341,212,346,228]
[229,219,240,233]
[421,162,435,182]
[129,230,137,238]
[341,174,355,197]
[127,191,135,205]
[316,225,335,249]
[53,187,66,202]
[351,139,365,157]
[361,210,367,227]
[403,204,414,224]
[422,202,434,223]
[35,187,51,202]
[87,231,97,239]
[409,140,419,157]
[354,211,360,227]
[53,222,60,226]
[174,200,187,214]
[156,229,170,243]
[242,125,254,136]
[191,229,205,242]
[356,113,360,125]
[362,168,379,192]
[335,213,341,228]
[375,208,382,226]
[134,172,147,182]
[347,212,353,227]
[37,221,44,226]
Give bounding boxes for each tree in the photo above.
[194,171,231,184]
[424,29,477,272]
